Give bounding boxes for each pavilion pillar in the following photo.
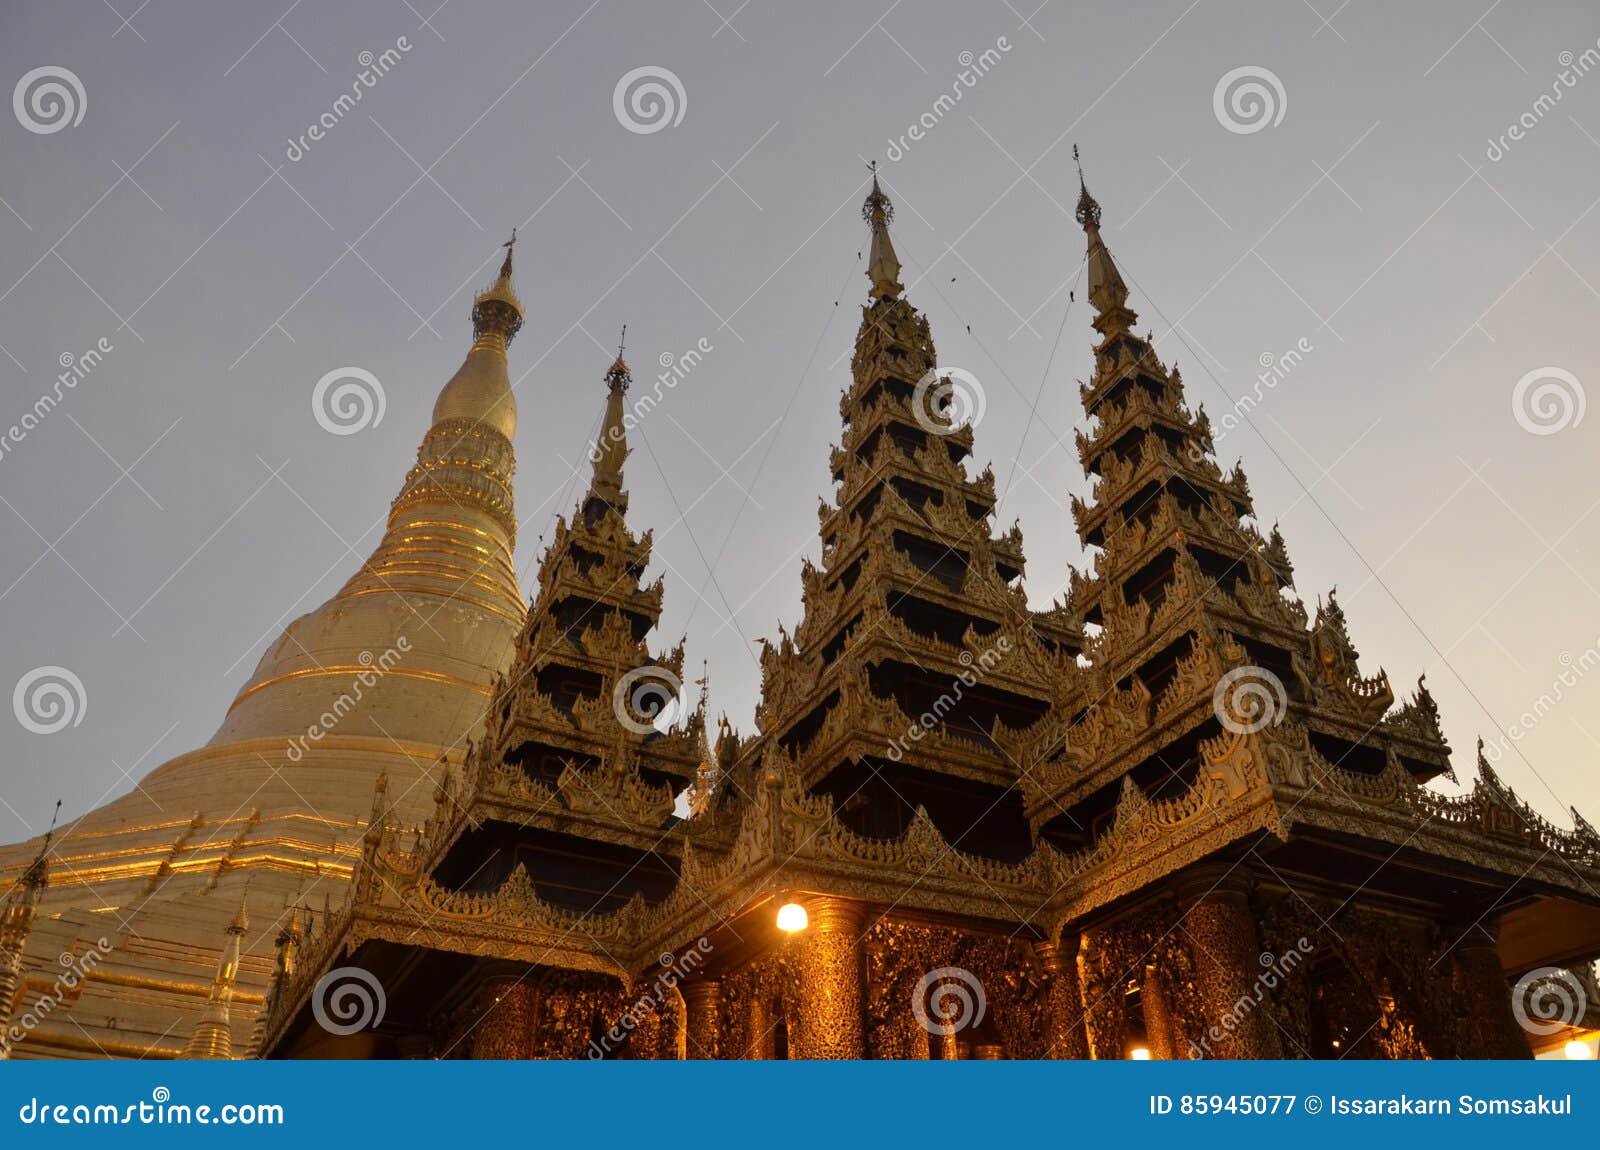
[788,897,866,1059]
[681,979,722,1059]
[1141,962,1176,1060]
[1034,934,1090,1059]
[468,978,536,1059]
[1454,928,1531,1058]
[1177,868,1282,1059]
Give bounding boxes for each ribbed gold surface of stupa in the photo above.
[0,241,528,1059]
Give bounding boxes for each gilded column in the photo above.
[745,990,771,1059]
[468,979,536,1059]
[1141,963,1176,1060]
[1076,928,1126,1060]
[1034,935,1090,1059]
[789,897,866,1059]
[682,979,721,1059]
[1177,868,1281,1059]
[1454,929,1531,1059]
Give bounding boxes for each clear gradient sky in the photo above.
[2,0,1597,838]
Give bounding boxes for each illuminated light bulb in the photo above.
[1129,1046,1151,1060]
[1564,1039,1594,1060]
[776,902,809,932]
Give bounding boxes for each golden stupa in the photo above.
[0,240,528,1059]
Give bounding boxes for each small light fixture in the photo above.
[1564,1039,1594,1060]
[1128,1046,1151,1060]
[776,899,809,933]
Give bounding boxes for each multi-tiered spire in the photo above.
[441,343,704,910]
[745,171,1080,859]
[1016,157,1450,842]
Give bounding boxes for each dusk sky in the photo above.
[2,0,1598,838]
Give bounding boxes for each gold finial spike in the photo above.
[862,162,903,301]
[587,344,634,517]
[1071,148,1133,331]
[1073,144,1101,231]
[500,227,517,279]
[229,885,251,936]
[471,229,525,352]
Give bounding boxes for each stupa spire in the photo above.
[1074,147,1135,336]
[587,329,632,518]
[864,163,904,301]
[469,228,524,356]
[182,891,250,1060]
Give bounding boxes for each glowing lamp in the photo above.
[1564,1039,1594,1060]
[776,901,809,932]
[1129,1046,1152,1061]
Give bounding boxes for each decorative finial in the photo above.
[471,229,525,351]
[607,325,631,393]
[18,801,59,892]
[862,160,894,228]
[229,885,251,935]
[499,227,517,278]
[862,162,903,300]
[1074,145,1101,230]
